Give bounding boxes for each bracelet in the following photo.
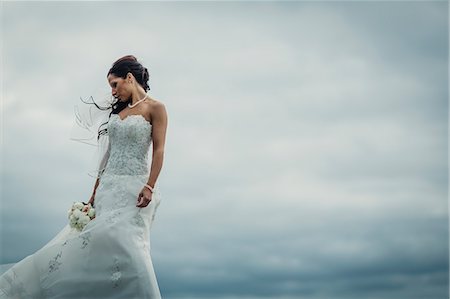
[144,184,154,193]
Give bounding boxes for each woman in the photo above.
[0,55,168,298]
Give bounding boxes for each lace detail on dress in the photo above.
[106,210,122,224]
[151,193,162,222]
[132,213,145,227]
[48,251,63,273]
[114,188,130,209]
[110,257,122,288]
[96,174,138,214]
[79,232,92,249]
[103,114,152,176]
[131,212,147,249]
[0,269,30,298]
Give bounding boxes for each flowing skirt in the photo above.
[0,173,162,299]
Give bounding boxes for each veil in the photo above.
[69,90,117,179]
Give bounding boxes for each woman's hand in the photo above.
[137,187,153,208]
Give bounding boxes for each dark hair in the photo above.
[76,55,152,143]
[107,55,150,114]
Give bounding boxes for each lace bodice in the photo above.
[103,114,152,176]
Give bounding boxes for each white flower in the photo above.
[73,209,82,219]
[73,202,84,211]
[69,215,77,227]
[87,208,96,218]
[68,202,94,231]
[80,215,91,226]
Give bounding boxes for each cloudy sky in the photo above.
[1,1,448,298]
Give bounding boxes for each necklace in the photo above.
[128,94,148,108]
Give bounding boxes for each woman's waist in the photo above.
[104,154,148,174]
[102,164,149,176]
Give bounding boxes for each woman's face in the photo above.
[107,73,132,102]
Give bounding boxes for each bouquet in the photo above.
[67,201,96,231]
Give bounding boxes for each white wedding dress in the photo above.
[0,113,162,298]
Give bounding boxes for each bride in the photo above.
[0,55,168,298]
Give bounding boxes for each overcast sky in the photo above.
[1,1,448,299]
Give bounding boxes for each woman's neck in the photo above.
[130,90,148,106]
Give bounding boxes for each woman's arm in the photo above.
[147,102,168,188]
[88,178,100,205]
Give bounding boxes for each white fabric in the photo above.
[0,113,162,298]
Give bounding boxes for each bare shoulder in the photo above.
[144,98,167,122]
[149,98,166,110]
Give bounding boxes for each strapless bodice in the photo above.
[102,114,152,176]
